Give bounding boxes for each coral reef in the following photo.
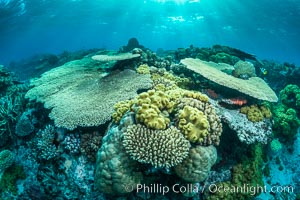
[31,125,58,160]
[181,58,278,102]
[272,104,300,139]
[95,124,143,194]
[0,150,15,180]
[221,108,272,144]
[232,60,256,79]
[240,104,272,122]
[177,105,209,144]
[15,109,36,137]
[136,64,150,74]
[0,165,26,195]
[26,59,152,129]
[174,145,217,183]
[80,131,102,162]
[279,84,300,110]
[123,124,190,168]
[176,95,222,146]
[135,90,174,130]
[92,52,140,62]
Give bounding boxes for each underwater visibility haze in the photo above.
[0,0,300,199]
[1,0,300,64]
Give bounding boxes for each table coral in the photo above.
[26,57,152,130]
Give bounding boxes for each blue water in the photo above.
[1,0,300,65]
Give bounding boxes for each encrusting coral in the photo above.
[174,145,217,183]
[123,124,191,168]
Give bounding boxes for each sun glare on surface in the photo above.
[154,0,197,4]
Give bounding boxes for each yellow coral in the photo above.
[112,99,135,123]
[137,64,150,74]
[178,105,209,143]
[135,90,175,130]
[260,105,272,118]
[240,105,270,122]
[183,90,209,103]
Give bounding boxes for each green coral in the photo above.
[270,139,282,152]
[209,52,239,65]
[273,104,300,138]
[0,149,15,178]
[204,145,264,200]
[280,84,300,110]
[0,164,26,195]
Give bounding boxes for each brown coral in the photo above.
[123,124,191,168]
[174,145,217,183]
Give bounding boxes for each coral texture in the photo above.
[26,58,152,129]
[92,52,140,62]
[136,64,150,74]
[123,124,191,168]
[222,109,272,144]
[94,125,143,194]
[15,110,35,137]
[232,60,256,79]
[240,104,272,122]
[177,105,209,144]
[135,90,174,130]
[181,58,278,102]
[174,145,217,183]
[279,84,300,109]
[33,125,58,160]
[176,96,222,146]
[0,150,15,178]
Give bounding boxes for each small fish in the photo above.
[260,67,268,75]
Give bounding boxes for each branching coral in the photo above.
[32,125,58,160]
[221,108,272,144]
[123,124,191,168]
[80,131,102,161]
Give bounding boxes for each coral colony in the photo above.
[0,42,299,199]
